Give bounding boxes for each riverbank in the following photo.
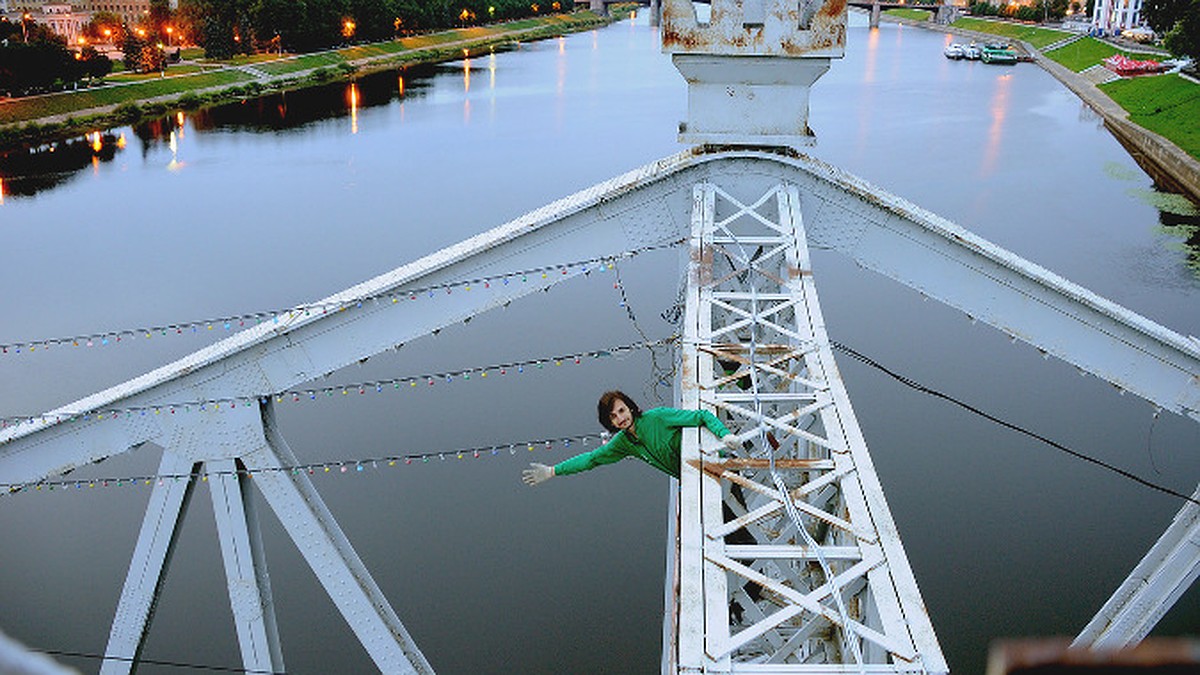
[877,11,1200,203]
[0,10,621,148]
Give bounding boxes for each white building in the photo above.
[1092,0,1144,35]
[34,3,88,43]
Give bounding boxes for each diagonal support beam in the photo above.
[101,450,198,675]
[208,458,285,674]
[244,402,433,674]
[1074,482,1200,650]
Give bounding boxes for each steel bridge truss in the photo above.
[670,180,945,673]
[3,150,1199,673]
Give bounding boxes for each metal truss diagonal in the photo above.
[673,180,947,674]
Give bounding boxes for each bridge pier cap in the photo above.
[663,0,846,147]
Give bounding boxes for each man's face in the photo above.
[609,398,633,432]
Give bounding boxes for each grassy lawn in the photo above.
[205,53,289,66]
[951,17,1072,49]
[106,65,208,82]
[1102,73,1200,160]
[256,52,346,76]
[0,70,252,125]
[884,8,933,20]
[1045,36,1164,72]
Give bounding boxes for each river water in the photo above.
[1,10,1198,675]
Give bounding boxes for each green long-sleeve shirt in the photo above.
[554,407,731,479]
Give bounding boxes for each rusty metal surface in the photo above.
[989,638,1200,674]
[662,0,846,57]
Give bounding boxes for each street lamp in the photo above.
[165,26,173,47]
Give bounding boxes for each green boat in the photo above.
[981,43,1018,64]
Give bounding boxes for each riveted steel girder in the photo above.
[670,179,946,673]
[4,149,1198,671]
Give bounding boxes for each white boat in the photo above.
[963,42,982,59]
[944,43,965,59]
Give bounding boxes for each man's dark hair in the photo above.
[597,390,641,433]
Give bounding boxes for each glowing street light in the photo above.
[342,19,356,39]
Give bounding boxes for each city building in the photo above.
[1091,0,1144,35]
[2,1,179,42]
[2,3,90,44]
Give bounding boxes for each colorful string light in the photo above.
[0,241,683,357]
[0,336,677,435]
[0,431,614,497]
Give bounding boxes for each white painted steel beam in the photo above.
[670,178,947,673]
[5,150,1196,484]
[1074,483,1200,649]
[4,148,1198,667]
[101,450,198,675]
[208,458,285,674]
[246,402,434,675]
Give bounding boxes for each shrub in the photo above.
[113,102,143,123]
[177,92,203,109]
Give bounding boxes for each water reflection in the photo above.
[0,132,124,199]
[462,50,472,92]
[864,26,880,84]
[167,130,183,171]
[348,82,360,134]
[0,66,448,204]
[981,73,1012,176]
[188,66,435,135]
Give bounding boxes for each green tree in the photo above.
[252,0,307,51]
[147,0,173,41]
[348,0,398,41]
[0,32,100,95]
[1143,0,1186,32]
[83,12,126,43]
[1161,0,1199,59]
[292,0,349,51]
[77,46,114,79]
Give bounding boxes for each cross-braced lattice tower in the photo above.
[669,180,946,673]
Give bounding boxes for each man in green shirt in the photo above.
[522,390,740,485]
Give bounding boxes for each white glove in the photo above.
[522,462,555,486]
[722,434,742,451]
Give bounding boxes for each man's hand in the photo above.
[522,463,555,486]
[722,434,743,451]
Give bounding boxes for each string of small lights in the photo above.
[0,240,684,356]
[2,431,610,496]
[0,336,677,432]
[7,337,1192,509]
